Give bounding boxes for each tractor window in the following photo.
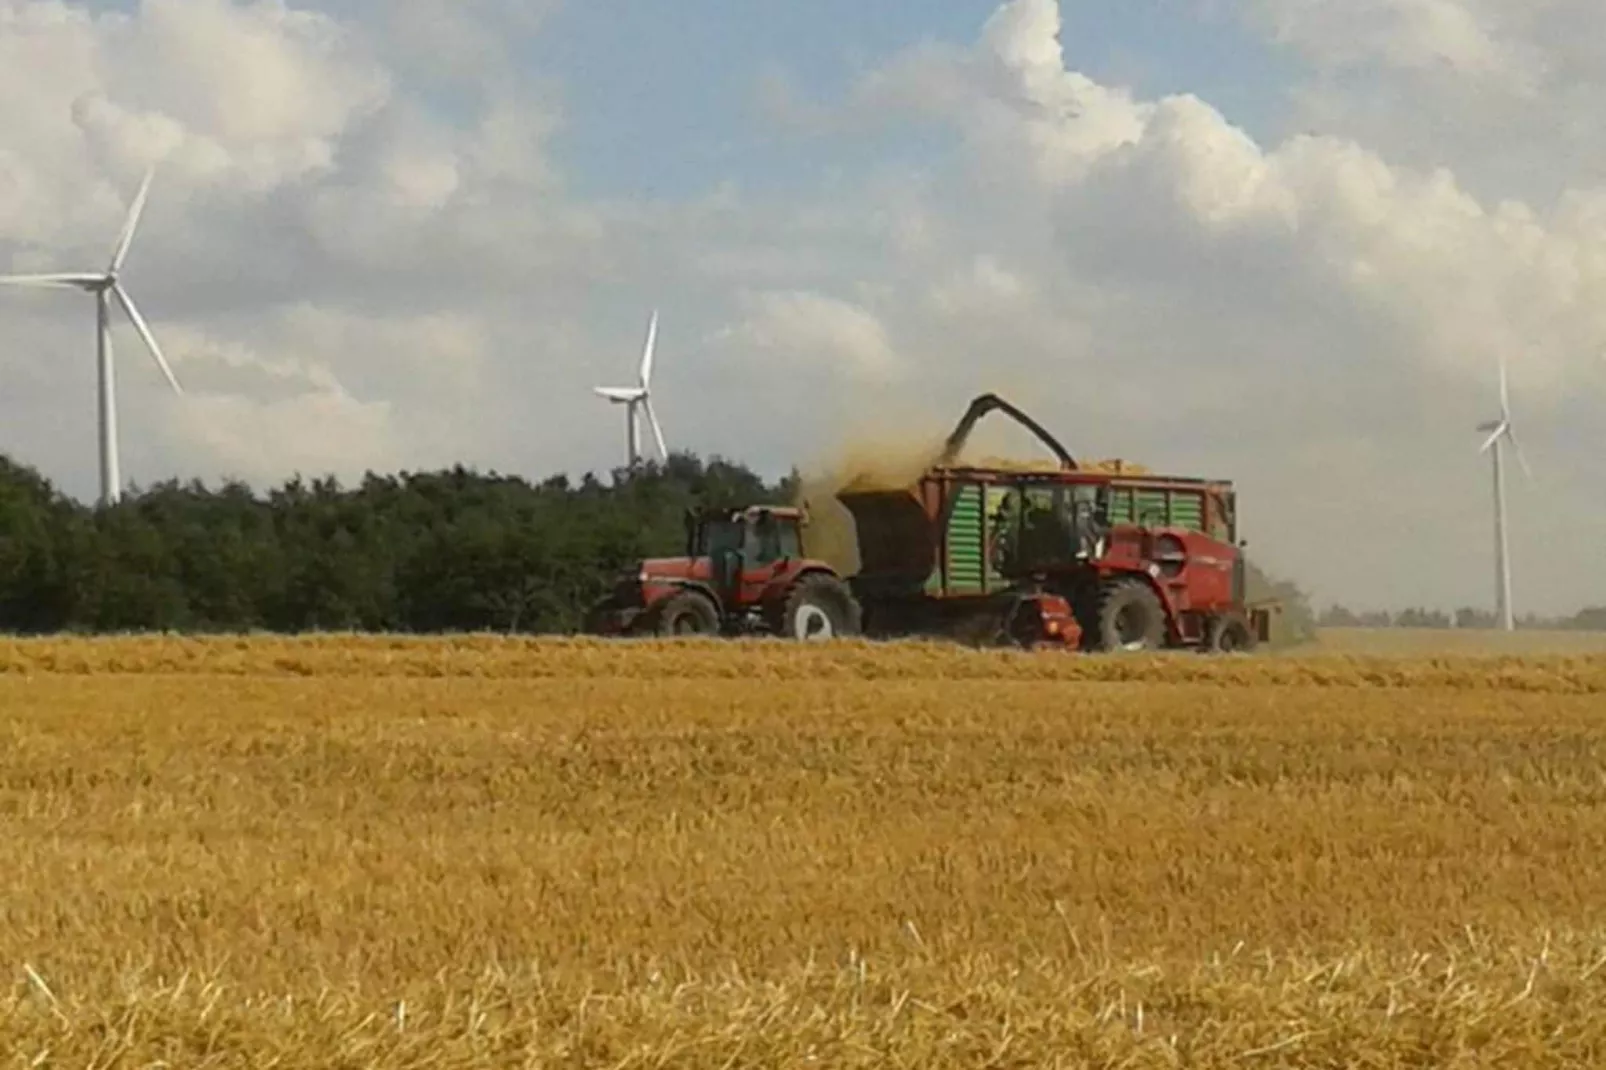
[746,512,802,564]
[773,522,802,560]
[751,514,778,563]
[699,519,745,557]
[1016,485,1070,570]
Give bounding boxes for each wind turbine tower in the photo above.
[1475,352,1530,632]
[0,166,183,506]
[594,309,667,469]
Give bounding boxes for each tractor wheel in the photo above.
[775,574,862,641]
[652,590,721,637]
[1089,577,1167,653]
[1206,611,1257,654]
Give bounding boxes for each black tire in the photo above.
[1206,612,1257,654]
[651,589,721,637]
[773,573,862,641]
[1089,577,1167,653]
[993,595,1044,649]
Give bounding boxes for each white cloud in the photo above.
[721,291,902,385]
[1,0,1604,617]
[1238,0,1606,202]
[165,389,400,485]
[1251,0,1535,87]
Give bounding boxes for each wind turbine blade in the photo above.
[0,273,102,288]
[638,309,658,387]
[643,395,667,460]
[1507,427,1534,481]
[1497,351,1510,418]
[1479,421,1507,454]
[112,283,182,395]
[109,165,155,274]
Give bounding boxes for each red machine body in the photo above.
[836,395,1277,653]
[585,394,1278,654]
[584,505,861,640]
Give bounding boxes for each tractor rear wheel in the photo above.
[1206,611,1257,654]
[1089,577,1167,652]
[774,574,862,641]
[652,590,721,637]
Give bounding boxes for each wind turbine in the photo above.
[0,166,183,507]
[1476,351,1531,632]
[593,309,667,469]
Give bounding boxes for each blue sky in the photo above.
[4,0,1605,613]
[528,0,1296,200]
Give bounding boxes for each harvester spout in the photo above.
[938,393,1077,469]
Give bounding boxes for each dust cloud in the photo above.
[792,434,945,574]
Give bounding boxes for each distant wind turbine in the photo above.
[0,166,183,506]
[1475,351,1532,632]
[594,309,667,469]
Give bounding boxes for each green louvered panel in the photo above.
[944,483,986,593]
[1105,485,1207,531]
[1169,491,1204,531]
[1135,489,1169,527]
[1107,487,1134,525]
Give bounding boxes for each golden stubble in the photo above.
[3,634,1606,1066]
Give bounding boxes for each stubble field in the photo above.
[4,631,1606,1067]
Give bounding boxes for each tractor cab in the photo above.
[681,504,815,616]
[686,505,805,565]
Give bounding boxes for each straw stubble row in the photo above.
[2,636,1604,1065]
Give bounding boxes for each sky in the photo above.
[2,0,1605,617]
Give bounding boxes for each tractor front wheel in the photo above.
[774,574,862,641]
[1089,578,1167,652]
[652,590,721,637]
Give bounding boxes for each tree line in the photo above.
[1318,604,1606,632]
[0,450,1322,639]
[0,452,802,636]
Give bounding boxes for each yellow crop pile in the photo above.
[5,634,1606,1067]
[960,455,1155,475]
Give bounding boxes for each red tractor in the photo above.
[835,394,1279,653]
[583,504,862,640]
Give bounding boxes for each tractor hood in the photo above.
[633,556,712,583]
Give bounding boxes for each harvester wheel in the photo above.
[652,590,721,637]
[994,595,1047,649]
[1206,612,1257,654]
[1089,577,1166,653]
[775,574,862,641]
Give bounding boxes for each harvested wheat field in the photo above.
[4,636,1606,1067]
[1311,626,1606,657]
